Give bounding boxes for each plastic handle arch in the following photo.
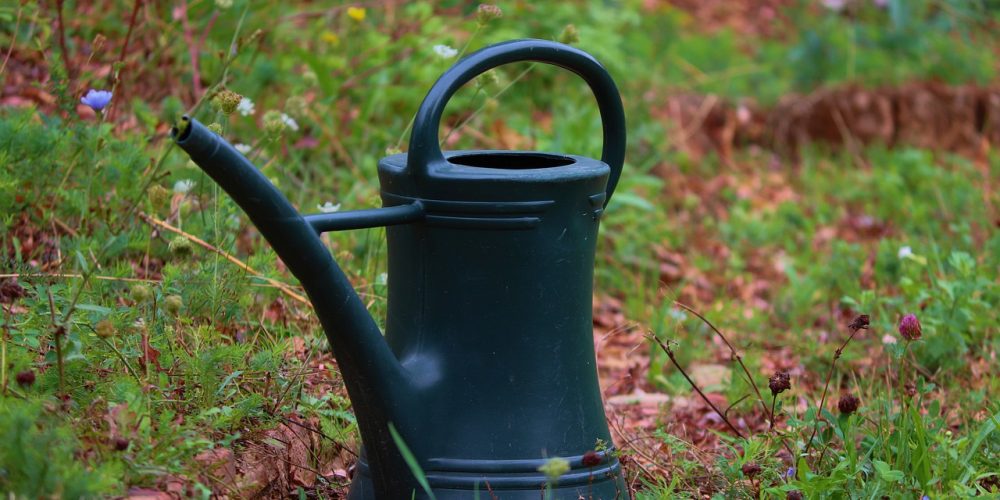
[406,39,627,207]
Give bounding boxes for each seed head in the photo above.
[263,110,286,136]
[741,461,761,478]
[303,70,319,88]
[113,437,130,451]
[168,236,194,257]
[848,314,870,332]
[476,4,502,26]
[131,284,153,303]
[285,96,308,119]
[838,394,860,415]
[148,184,170,207]
[95,319,115,339]
[898,314,922,341]
[164,295,184,315]
[581,450,601,467]
[207,122,224,135]
[558,24,580,45]
[769,371,791,395]
[212,89,243,115]
[15,369,36,387]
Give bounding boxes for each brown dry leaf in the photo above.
[138,330,162,372]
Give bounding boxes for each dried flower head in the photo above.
[476,4,502,25]
[207,122,224,135]
[898,314,922,341]
[113,437,130,451]
[581,450,601,467]
[769,371,791,395]
[95,319,115,339]
[787,491,803,500]
[741,461,761,478]
[168,236,194,257]
[558,24,580,45]
[904,381,917,398]
[212,89,243,115]
[148,184,170,207]
[848,314,870,332]
[285,96,308,119]
[164,295,184,315]
[81,89,113,112]
[838,393,860,415]
[15,369,36,387]
[263,110,286,135]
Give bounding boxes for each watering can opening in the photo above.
[447,151,575,170]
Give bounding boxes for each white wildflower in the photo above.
[237,97,255,116]
[280,113,299,131]
[433,44,458,59]
[821,0,846,10]
[234,143,252,154]
[882,334,897,345]
[317,202,341,213]
[173,179,195,194]
[898,246,913,259]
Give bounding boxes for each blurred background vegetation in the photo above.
[0,0,998,498]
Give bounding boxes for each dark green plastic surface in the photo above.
[173,39,628,499]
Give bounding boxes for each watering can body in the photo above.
[174,39,628,499]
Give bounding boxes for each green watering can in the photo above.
[173,39,628,499]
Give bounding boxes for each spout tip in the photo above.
[171,115,193,143]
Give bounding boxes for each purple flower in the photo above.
[899,313,922,341]
[81,89,113,112]
[786,467,796,479]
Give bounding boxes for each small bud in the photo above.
[303,69,319,87]
[476,4,502,25]
[148,184,170,207]
[483,97,499,114]
[131,284,153,303]
[769,371,791,395]
[904,381,917,398]
[838,394,860,415]
[537,456,570,482]
[475,70,500,91]
[163,295,183,315]
[207,122,224,135]
[581,450,601,467]
[898,314,922,341]
[263,110,286,136]
[15,369,36,387]
[558,24,580,45]
[741,461,761,478]
[212,89,243,115]
[168,236,194,257]
[113,436,130,451]
[285,96,308,119]
[95,319,115,339]
[848,314,870,332]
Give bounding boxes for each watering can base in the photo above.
[346,453,629,499]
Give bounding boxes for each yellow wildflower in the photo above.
[346,6,366,21]
[321,31,340,45]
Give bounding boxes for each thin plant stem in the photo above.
[54,0,74,78]
[769,393,778,432]
[803,325,864,458]
[648,333,746,439]
[673,301,774,425]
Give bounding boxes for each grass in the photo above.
[1,0,998,498]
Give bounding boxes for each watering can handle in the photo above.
[407,39,626,207]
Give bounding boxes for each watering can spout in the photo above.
[170,116,418,429]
